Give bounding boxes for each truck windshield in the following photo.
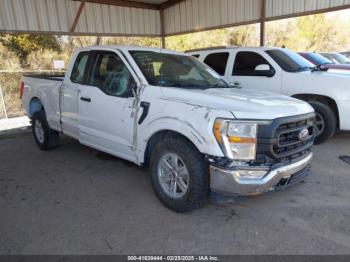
[321,53,350,64]
[266,49,314,72]
[129,51,229,89]
[304,53,332,66]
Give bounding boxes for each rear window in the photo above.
[203,52,229,76]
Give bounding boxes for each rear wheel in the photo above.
[150,136,209,212]
[309,101,337,145]
[32,111,59,150]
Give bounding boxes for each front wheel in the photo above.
[150,137,209,212]
[309,101,337,145]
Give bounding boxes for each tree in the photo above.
[0,43,21,71]
[265,14,350,52]
[227,24,259,47]
[0,34,61,67]
[295,14,349,51]
[166,29,233,51]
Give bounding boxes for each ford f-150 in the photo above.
[21,45,315,212]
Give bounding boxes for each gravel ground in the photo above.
[0,130,350,255]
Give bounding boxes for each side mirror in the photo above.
[255,64,270,71]
[255,64,275,77]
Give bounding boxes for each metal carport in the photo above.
[1,0,350,48]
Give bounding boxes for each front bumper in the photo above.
[210,152,313,196]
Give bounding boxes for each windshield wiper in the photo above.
[207,83,234,89]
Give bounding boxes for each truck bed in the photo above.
[23,73,65,82]
[22,73,65,132]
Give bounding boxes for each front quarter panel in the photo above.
[136,86,234,163]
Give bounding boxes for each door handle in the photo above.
[80,97,91,102]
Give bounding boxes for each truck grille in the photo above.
[273,118,314,159]
[256,113,315,165]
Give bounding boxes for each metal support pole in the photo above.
[160,9,166,48]
[95,36,101,45]
[0,85,8,119]
[260,0,266,47]
[161,36,166,49]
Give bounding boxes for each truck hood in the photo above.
[160,87,314,120]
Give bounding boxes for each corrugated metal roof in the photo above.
[0,0,349,36]
[164,0,261,35]
[266,0,350,18]
[0,0,160,36]
[0,0,79,33]
[75,2,160,35]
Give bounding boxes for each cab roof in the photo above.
[75,45,186,56]
[186,46,285,53]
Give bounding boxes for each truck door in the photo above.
[61,51,90,139]
[226,51,281,94]
[77,50,139,162]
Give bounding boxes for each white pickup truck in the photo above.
[21,45,315,212]
[189,47,350,144]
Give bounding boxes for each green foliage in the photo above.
[0,34,61,67]
[166,29,234,51]
[27,49,69,70]
[266,14,350,52]
[0,72,22,118]
[0,43,21,71]
[101,36,161,47]
[226,24,260,47]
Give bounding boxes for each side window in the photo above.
[233,51,274,76]
[70,52,89,83]
[87,52,135,97]
[203,52,229,76]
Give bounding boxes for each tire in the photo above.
[308,101,337,145]
[32,110,59,150]
[150,136,209,212]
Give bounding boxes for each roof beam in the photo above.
[72,0,185,10]
[73,0,159,10]
[159,0,185,10]
[70,0,86,32]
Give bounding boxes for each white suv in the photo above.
[188,47,350,144]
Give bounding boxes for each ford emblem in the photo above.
[299,128,309,141]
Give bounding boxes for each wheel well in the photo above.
[29,97,44,118]
[292,94,339,127]
[142,130,200,169]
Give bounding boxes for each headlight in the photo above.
[213,119,257,160]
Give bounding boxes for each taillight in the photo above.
[20,81,24,99]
